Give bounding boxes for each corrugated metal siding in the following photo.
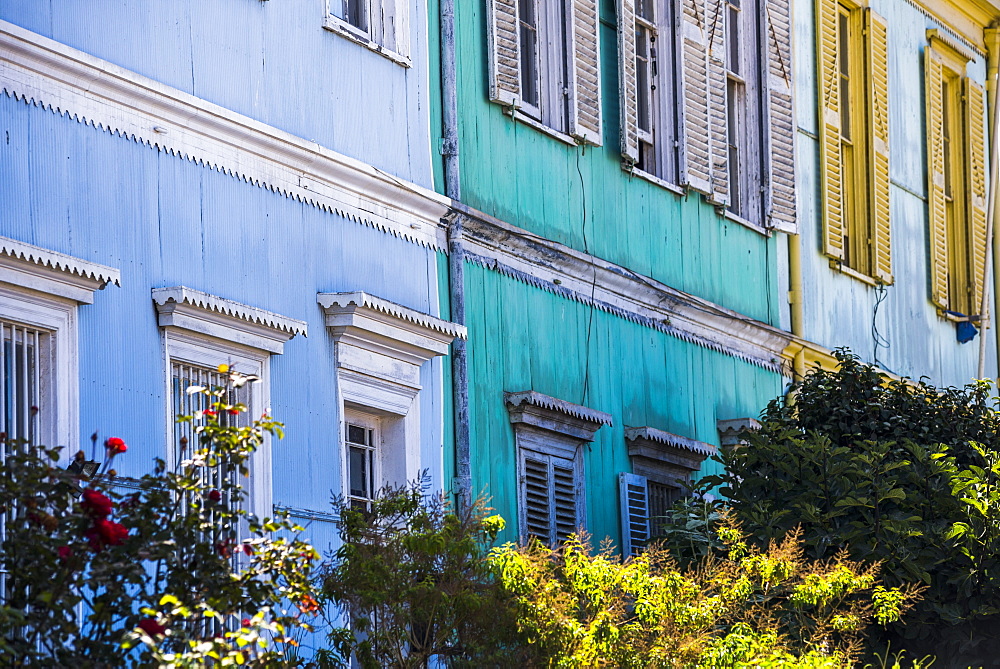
[452,8,780,324]
[1,0,433,188]
[465,264,784,546]
[793,0,998,386]
[0,94,446,551]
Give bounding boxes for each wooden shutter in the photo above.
[569,0,603,145]
[764,0,796,233]
[925,49,949,309]
[866,9,892,284]
[553,462,578,542]
[523,456,552,541]
[619,473,649,558]
[487,0,521,106]
[817,0,844,260]
[617,0,640,163]
[681,0,713,194]
[966,77,989,314]
[706,0,729,206]
[390,0,411,59]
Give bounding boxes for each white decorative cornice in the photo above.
[317,292,467,341]
[0,20,450,250]
[625,426,717,458]
[0,236,120,304]
[505,391,612,442]
[152,286,307,354]
[717,418,762,448]
[455,206,794,374]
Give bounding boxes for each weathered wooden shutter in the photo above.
[817,0,844,260]
[523,456,552,541]
[619,473,649,558]
[866,9,892,284]
[390,0,411,59]
[764,0,796,233]
[966,77,989,314]
[617,0,640,163]
[568,0,603,145]
[925,48,949,309]
[553,462,578,542]
[681,0,713,194]
[487,0,521,106]
[706,0,729,206]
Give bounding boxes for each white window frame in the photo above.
[0,238,120,459]
[318,292,465,505]
[323,0,412,67]
[505,391,612,545]
[512,0,570,135]
[153,286,307,521]
[343,409,382,510]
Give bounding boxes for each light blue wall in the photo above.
[793,0,997,386]
[1,0,435,188]
[0,91,447,553]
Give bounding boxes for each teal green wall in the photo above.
[449,2,781,324]
[465,264,785,546]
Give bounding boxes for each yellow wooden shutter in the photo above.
[568,0,603,145]
[617,0,640,163]
[817,0,844,260]
[486,0,521,106]
[965,77,989,314]
[866,9,892,284]
[925,48,949,309]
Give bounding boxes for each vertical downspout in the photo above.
[787,233,807,382]
[441,0,471,512]
[984,27,1000,380]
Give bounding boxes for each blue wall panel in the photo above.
[0,93,446,551]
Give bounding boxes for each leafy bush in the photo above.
[0,368,320,667]
[700,350,1000,658]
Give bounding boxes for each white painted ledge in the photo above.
[0,236,120,304]
[0,20,449,250]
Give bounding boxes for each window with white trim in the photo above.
[324,0,411,66]
[619,427,716,556]
[153,286,307,521]
[505,391,611,546]
[317,292,465,510]
[723,0,764,220]
[487,0,603,144]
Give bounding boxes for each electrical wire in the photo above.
[577,149,597,406]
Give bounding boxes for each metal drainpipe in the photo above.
[983,27,1000,380]
[441,0,471,513]
[787,233,807,384]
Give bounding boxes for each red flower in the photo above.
[85,518,128,550]
[216,540,232,558]
[204,410,218,418]
[227,408,241,416]
[298,594,320,614]
[241,618,252,628]
[104,437,127,454]
[137,618,167,636]
[243,544,253,556]
[81,489,113,518]
[56,545,73,562]
[208,489,222,503]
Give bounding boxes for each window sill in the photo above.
[509,109,578,146]
[626,167,686,197]
[718,208,771,237]
[936,308,981,323]
[322,16,411,68]
[827,258,879,287]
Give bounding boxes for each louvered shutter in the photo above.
[925,49,949,309]
[681,0,713,194]
[617,0,640,163]
[523,456,552,541]
[487,0,521,106]
[867,9,892,284]
[553,462,579,542]
[389,0,411,58]
[817,0,844,260]
[966,78,989,314]
[568,0,603,145]
[619,473,649,558]
[764,0,796,233]
[706,0,729,206]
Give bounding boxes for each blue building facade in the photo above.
[0,1,461,556]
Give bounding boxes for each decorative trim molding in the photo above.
[0,20,450,250]
[626,426,717,486]
[455,206,794,374]
[317,292,467,341]
[152,286,307,354]
[716,418,762,448]
[0,235,120,304]
[624,426,717,458]
[505,391,612,442]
